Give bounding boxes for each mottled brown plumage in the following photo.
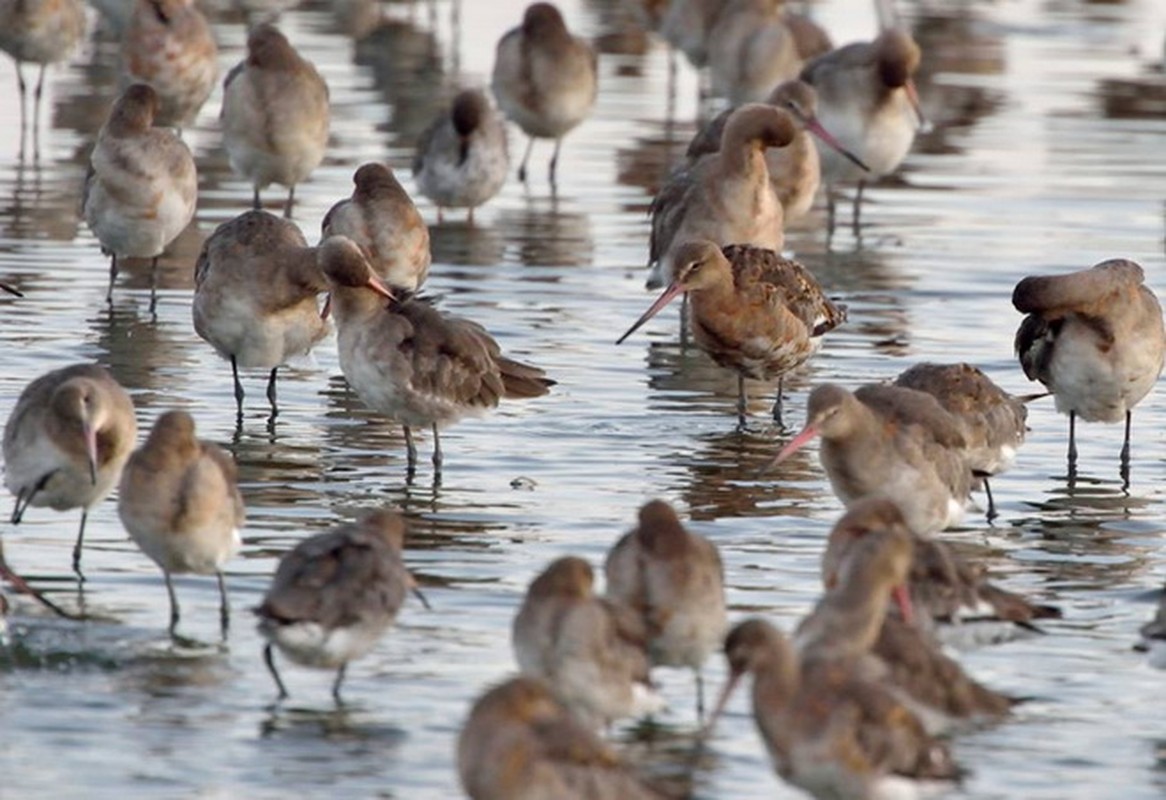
[118,410,244,637]
[823,498,1061,647]
[604,500,726,717]
[708,618,960,798]
[122,0,217,128]
[458,677,668,800]
[512,556,662,730]
[319,235,553,475]
[322,162,430,292]
[193,210,329,416]
[646,105,794,289]
[768,383,975,535]
[256,509,417,701]
[622,239,845,428]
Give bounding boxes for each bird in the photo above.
[491,2,598,185]
[82,83,198,301]
[118,410,244,638]
[822,498,1062,648]
[800,28,925,234]
[458,676,669,800]
[321,162,431,293]
[120,0,218,130]
[764,382,975,536]
[706,618,961,799]
[604,499,726,718]
[255,508,423,702]
[318,235,554,477]
[3,363,137,578]
[706,0,803,105]
[618,240,847,430]
[798,514,1016,733]
[893,362,1029,520]
[221,23,330,217]
[645,104,794,291]
[412,88,510,224]
[512,556,664,730]
[684,79,871,222]
[1013,258,1165,485]
[192,210,330,418]
[0,0,86,151]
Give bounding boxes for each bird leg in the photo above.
[695,669,706,723]
[771,377,785,429]
[432,422,443,473]
[33,64,45,160]
[266,367,279,417]
[283,185,296,219]
[72,510,89,581]
[0,540,77,620]
[1120,410,1132,489]
[549,137,563,187]
[403,425,418,479]
[231,356,245,416]
[165,571,180,637]
[852,180,866,236]
[331,663,348,704]
[149,256,159,316]
[982,477,997,521]
[1066,410,1078,479]
[217,571,230,639]
[107,254,118,301]
[517,137,535,183]
[264,643,289,700]
[735,374,748,431]
[252,187,261,212]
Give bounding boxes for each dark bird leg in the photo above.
[252,187,261,211]
[1120,410,1132,490]
[33,64,45,161]
[231,356,245,416]
[265,367,279,417]
[432,422,443,473]
[517,137,535,182]
[735,375,748,431]
[982,476,997,521]
[165,571,180,637]
[403,425,418,480]
[852,179,865,236]
[331,663,348,704]
[72,510,89,580]
[217,571,230,639]
[283,185,296,219]
[1067,410,1078,480]
[149,256,159,316]
[107,254,118,301]
[264,643,289,700]
[548,137,563,187]
[771,376,785,429]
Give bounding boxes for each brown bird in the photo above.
[685,80,871,222]
[255,509,424,702]
[318,235,553,477]
[604,500,727,718]
[221,23,330,217]
[707,618,961,799]
[121,0,218,129]
[82,83,198,301]
[619,240,846,429]
[646,104,793,290]
[321,162,431,293]
[458,676,668,800]
[512,556,664,730]
[706,0,803,105]
[491,2,597,185]
[798,513,1016,733]
[412,89,510,224]
[1013,258,1165,484]
[118,411,244,638]
[3,363,137,577]
[192,210,330,418]
[893,362,1029,519]
[800,28,925,234]
[822,497,1061,648]
[766,382,975,535]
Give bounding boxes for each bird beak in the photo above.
[701,671,742,741]
[892,583,915,625]
[366,275,396,304]
[83,423,98,485]
[904,79,930,131]
[803,116,871,173]
[616,282,686,344]
[757,423,820,477]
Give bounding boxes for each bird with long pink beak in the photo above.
[619,240,845,429]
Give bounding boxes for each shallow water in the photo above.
[1,0,1165,797]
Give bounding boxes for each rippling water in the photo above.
[1,0,1165,796]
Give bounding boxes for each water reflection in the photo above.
[494,202,595,267]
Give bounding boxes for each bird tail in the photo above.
[498,357,555,399]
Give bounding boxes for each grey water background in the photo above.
[0,0,1165,796]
